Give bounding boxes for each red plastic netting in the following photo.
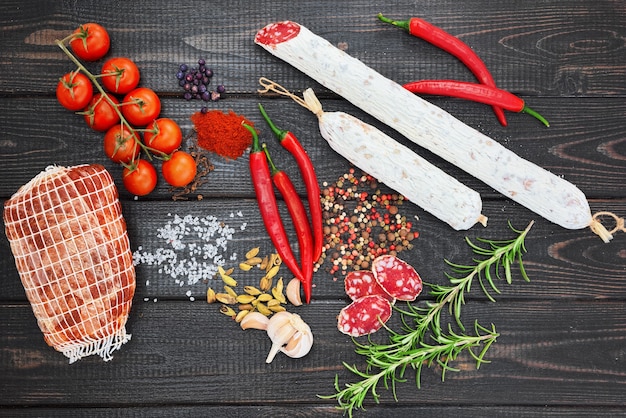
[4,164,135,363]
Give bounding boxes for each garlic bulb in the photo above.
[265,311,313,363]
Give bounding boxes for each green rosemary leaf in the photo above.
[321,221,533,417]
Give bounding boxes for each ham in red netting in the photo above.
[3,164,136,363]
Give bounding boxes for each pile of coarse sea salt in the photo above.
[133,212,247,301]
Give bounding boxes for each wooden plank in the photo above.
[1,0,625,415]
[0,0,624,95]
[1,96,625,199]
[3,406,626,418]
[2,197,626,301]
[1,300,625,408]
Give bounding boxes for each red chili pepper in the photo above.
[403,80,549,127]
[378,13,508,127]
[263,144,314,303]
[258,103,324,263]
[243,123,307,290]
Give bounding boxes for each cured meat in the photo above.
[254,21,603,237]
[3,164,136,363]
[300,89,486,231]
[372,255,423,301]
[344,270,394,302]
[337,294,393,337]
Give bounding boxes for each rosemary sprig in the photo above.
[320,221,534,417]
[320,321,498,417]
[423,220,534,333]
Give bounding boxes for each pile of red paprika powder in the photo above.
[191,110,254,159]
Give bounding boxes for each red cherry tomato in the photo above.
[162,151,197,187]
[56,71,94,111]
[69,23,110,62]
[143,118,183,155]
[122,159,157,196]
[101,57,140,95]
[121,87,161,127]
[83,93,120,132]
[103,124,141,164]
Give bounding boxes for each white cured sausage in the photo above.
[255,21,607,239]
[299,88,485,230]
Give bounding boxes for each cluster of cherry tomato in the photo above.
[55,23,197,196]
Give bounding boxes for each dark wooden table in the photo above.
[1,1,625,416]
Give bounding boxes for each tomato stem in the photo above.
[55,39,152,157]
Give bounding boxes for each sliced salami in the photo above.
[344,270,395,302]
[254,21,300,46]
[337,294,393,337]
[372,255,423,301]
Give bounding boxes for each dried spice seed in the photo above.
[267,298,281,307]
[266,265,280,280]
[272,287,286,305]
[221,274,238,286]
[235,309,250,323]
[256,302,272,316]
[239,262,254,271]
[216,293,237,305]
[316,169,419,280]
[220,305,236,318]
[207,288,216,303]
[245,247,260,259]
[257,293,273,303]
[245,256,263,266]
[224,285,238,299]
[243,285,263,296]
[260,256,269,270]
[236,294,257,304]
[260,276,273,292]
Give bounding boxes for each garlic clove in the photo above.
[281,328,313,359]
[265,312,313,363]
[239,311,270,330]
[286,278,303,306]
[265,311,293,337]
[266,314,298,363]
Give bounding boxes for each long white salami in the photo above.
[254,21,611,240]
[299,88,486,230]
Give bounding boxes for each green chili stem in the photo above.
[522,106,550,127]
[377,13,410,31]
[243,123,261,153]
[262,143,280,176]
[258,103,288,141]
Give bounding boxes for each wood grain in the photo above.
[1,0,625,416]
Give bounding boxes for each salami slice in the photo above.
[372,255,423,301]
[344,270,395,302]
[254,21,300,46]
[337,294,393,337]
